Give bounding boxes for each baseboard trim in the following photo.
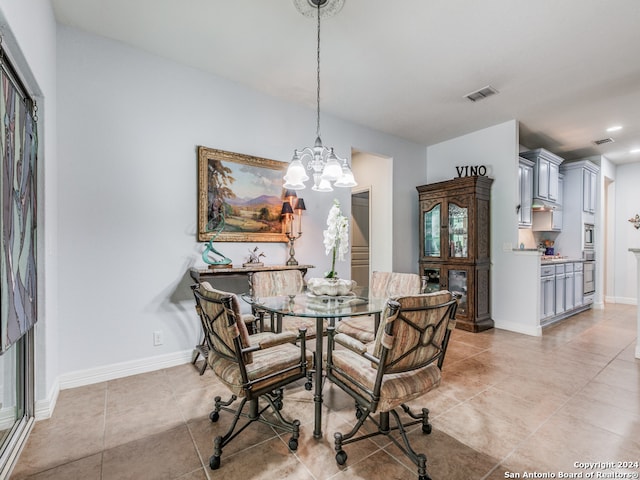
[58,350,193,390]
[493,321,542,337]
[33,350,194,421]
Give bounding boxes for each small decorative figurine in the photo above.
[243,246,265,267]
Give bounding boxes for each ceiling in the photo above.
[51,0,640,165]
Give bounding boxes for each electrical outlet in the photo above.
[153,330,163,346]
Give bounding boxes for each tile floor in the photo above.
[10,303,640,480]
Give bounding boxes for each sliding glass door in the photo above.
[0,331,34,477]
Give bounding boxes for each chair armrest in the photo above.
[334,333,367,355]
[257,331,297,349]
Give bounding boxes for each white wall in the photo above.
[352,151,393,274]
[426,120,541,335]
[0,0,59,408]
[614,162,640,304]
[55,26,427,388]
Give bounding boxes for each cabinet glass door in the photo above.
[423,204,441,257]
[421,267,441,293]
[448,202,468,258]
[448,269,468,316]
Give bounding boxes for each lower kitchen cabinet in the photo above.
[554,264,566,315]
[574,263,584,307]
[540,261,590,326]
[540,265,555,320]
[564,264,575,311]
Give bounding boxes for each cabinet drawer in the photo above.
[541,265,555,277]
[573,262,583,272]
[564,263,574,273]
[555,264,565,274]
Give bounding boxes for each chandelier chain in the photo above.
[316,1,321,140]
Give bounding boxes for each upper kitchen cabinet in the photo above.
[518,157,534,228]
[561,160,599,215]
[532,175,564,232]
[520,148,564,205]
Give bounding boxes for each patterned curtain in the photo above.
[0,63,38,354]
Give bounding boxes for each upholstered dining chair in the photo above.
[251,269,320,338]
[325,291,458,480]
[192,299,259,375]
[335,271,422,343]
[191,282,311,471]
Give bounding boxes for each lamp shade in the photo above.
[295,198,306,212]
[334,164,358,188]
[283,189,298,199]
[280,201,294,216]
[321,149,342,181]
[283,156,309,190]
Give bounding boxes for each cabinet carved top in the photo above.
[416,176,493,196]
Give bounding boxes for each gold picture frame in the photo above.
[197,146,288,242]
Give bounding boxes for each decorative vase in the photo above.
[307,277,356,296]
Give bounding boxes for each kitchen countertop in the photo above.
[540,256,585,264]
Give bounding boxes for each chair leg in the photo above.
[389,408,431,480]
[208,391,301,470]
[333,405,433,480]
[334,406,371,465]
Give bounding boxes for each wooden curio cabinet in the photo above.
[417,176,493,332]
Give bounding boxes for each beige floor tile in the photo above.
[104,394,185,449]
[208,436,313,479]
[10,453,103,480]
[436,400,530,460]
[11,413,105,477]
[384,427,501,480]
[329,448,418,480]
[102,425,201,480]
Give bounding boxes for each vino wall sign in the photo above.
[455,165,488,177]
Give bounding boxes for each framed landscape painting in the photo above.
[197,146,288,242]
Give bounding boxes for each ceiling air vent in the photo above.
[464,85,499,102]
[593,138,614,145]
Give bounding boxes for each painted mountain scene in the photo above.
[206,156,284,236]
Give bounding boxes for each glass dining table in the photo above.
[242,289,387,439]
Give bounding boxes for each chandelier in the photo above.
[284,0,356,192]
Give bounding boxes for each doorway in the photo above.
[351,190,370,288]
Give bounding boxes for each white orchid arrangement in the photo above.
[322,199,349,279]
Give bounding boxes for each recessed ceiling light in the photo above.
[630,148,640,154]
[606,125,623,132]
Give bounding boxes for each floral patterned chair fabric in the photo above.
[191,282,312,471]
[251,270,321,337]
[335,271,422,343]
[325,291,458,480]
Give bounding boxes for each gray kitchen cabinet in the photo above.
[564,263,574,311]
[555,264,566,316]
[583,168,597,214]
[521,148,564,204]
[540,265,556,320]
[518,157,534,227]
[574,263,584,307]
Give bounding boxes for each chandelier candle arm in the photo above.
[284,0,357,192]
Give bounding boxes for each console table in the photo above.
[189,264,315,295]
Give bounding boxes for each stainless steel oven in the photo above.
[584,223,595,250]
